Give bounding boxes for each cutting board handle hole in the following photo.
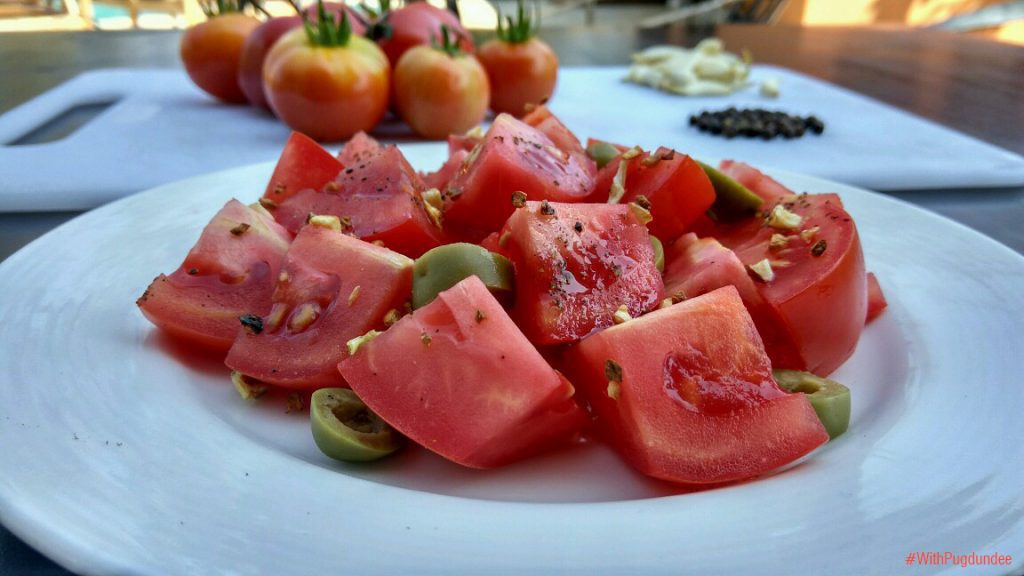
[4,100,119,147]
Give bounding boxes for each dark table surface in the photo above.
[1,21,1023,575]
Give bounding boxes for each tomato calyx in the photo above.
[363,0,393,41]
[303,0,353,46]
[199,0,267,18]
[495,0,538,44]
[431,24,467,57]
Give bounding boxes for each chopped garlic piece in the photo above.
[348,285,361,307]
[629,202,653,225]
[308,214,342,232]
[626,39,751,97]
[800,226,821,243]
[769,233,791,251]
[607,380,622,401]
[760,78,780,98]
[421,188,444,229]
[346,330,381,356]
[766,205,803,230]
[613,305,632,325]
[608,157,629,204]
[748,259,775,283]
[231,372,267,401]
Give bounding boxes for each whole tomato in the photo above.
[477,2,558,116]
[237,5,367,110]
[263,11,390,142]
[394,27,490,139]
[181,11,260,103]
[372,1,474,68]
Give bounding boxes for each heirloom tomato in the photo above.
[263,11,389,142]
[393,28,490,139]
[181,12,260,103]
[372,1,474,68]
[477,2,558,116]
[237,5,366,110]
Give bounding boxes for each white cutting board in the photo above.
[1,65,1023,212]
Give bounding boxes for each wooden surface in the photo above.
[1,23,1023,575]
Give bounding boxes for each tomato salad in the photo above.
[137,109,887,486]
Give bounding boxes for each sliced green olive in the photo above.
[586,139,620,170]
[698,160,764,221]
[773,369,851,440]
[310,388,402,462]
[412,243,513,309]
[649,235,664,273]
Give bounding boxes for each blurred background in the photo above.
[2,0,1023,45]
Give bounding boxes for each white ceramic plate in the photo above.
[1,144,1022,576]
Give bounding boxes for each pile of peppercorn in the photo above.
[689,108,825,140]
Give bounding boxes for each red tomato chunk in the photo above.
[225,223,413,389]
[501,201,664,345]
[689,162,867,376]
[591,147,715,242]
[137,199,291,352]
[566,286,828,485]
[262,132,344,203]
[339,276,588,469]
[443,114,596,241]
[270,145,446,258]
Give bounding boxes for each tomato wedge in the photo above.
[590,146,715,241]
[339,276,588,468]
[262,132,344,204]
[443,114,596,241]
[689,162,867,375]
[566,286,828,485]
[270,145,446,258]
[138,199,291,352]
[225,222,413,389]
[501,201,664,345]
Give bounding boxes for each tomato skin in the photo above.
[137,199,291,352]
[238,17,302,110]
[393,45,490,140]
[566,286,828,485]
[339,275,588,469]
[691,163,867,376]
[477,37,558,117]
[181,13,261,104]
[263,28,390,142]
[377,3,474,68]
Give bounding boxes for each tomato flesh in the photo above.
[271,145,446,258]
[225,224,413,389]
[522,105,597,179]
[566,286,828,485]
[138,199,291,352]
[663,232,804,370]
[691,163,867,375]
[866,271,887,323]
[591,147,715,241]
[336,131,383,166]
[339,276,588,469]
[501,201,664,345]
[262,132,344,203]
[444,114,596,241]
